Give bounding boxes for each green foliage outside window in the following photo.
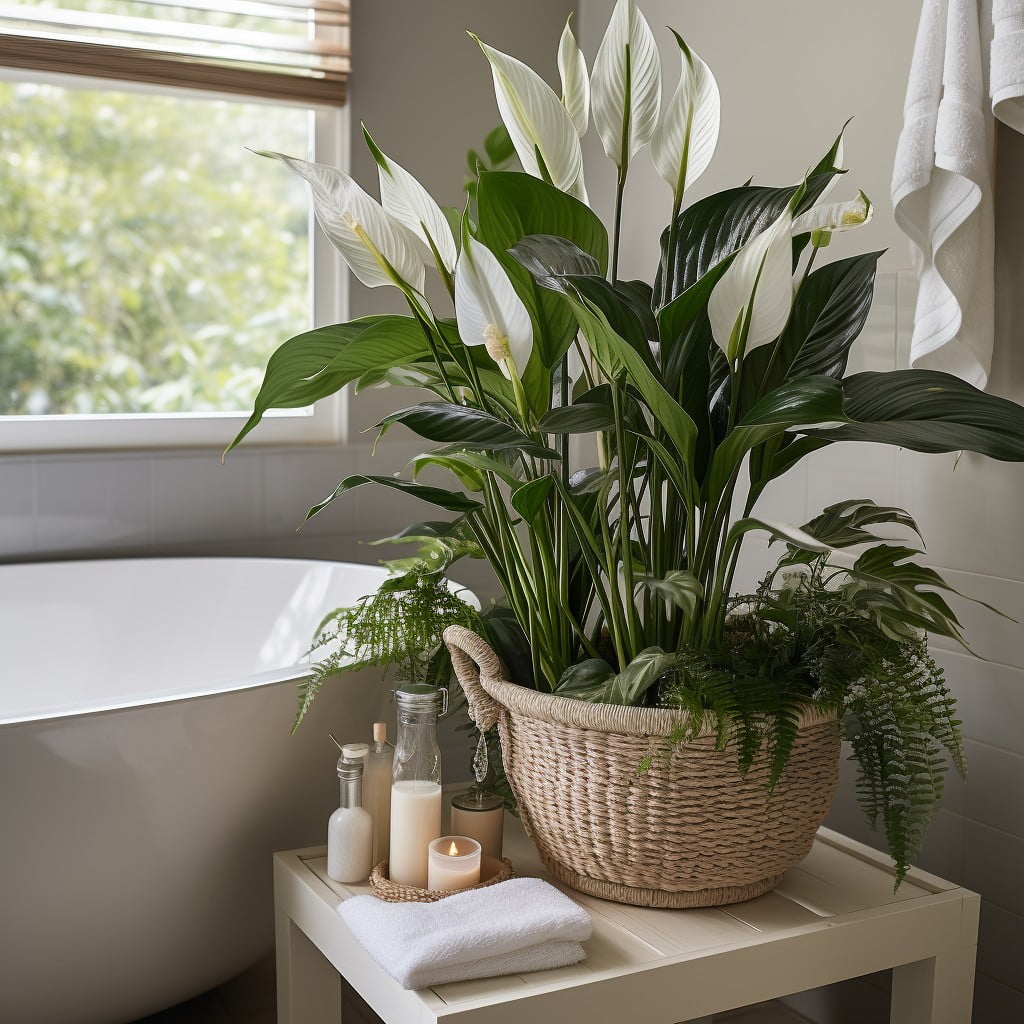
[0,80,310,415]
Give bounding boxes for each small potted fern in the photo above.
[230,0,1024,906]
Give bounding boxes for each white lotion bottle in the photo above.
[327,744,373,884]
[364,722,394,868]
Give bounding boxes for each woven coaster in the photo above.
[369,856,515,902]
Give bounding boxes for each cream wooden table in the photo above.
[274,816,979,1024]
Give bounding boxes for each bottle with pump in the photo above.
[364,722,394,867]
[327,743,373,883]
[388,684,446,887]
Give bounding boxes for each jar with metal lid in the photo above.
[388,684,447,887]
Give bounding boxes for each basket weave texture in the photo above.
[369,858,515,902]
[444,626,842,909]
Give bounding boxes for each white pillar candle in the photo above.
[388,780,442,888]
[427,836,481,892]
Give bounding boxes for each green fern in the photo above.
[656,574,966,884]
[293,574,483,733]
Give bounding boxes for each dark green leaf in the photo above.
[375,402,561,459]
[813,370,1024,461]
[795,499,922,553]
[538,402,616,433]
[306,474,481,521]
[555,658,616,701]
[511,476,555,523]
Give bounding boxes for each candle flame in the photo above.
[448,841,459,856]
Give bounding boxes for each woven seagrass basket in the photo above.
[444,625,842,909]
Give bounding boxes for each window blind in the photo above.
[0,0,349,106]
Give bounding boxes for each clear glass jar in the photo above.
[388,684,446,887]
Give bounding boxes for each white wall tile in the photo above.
[928,570,1024,671]
[262,447,355,536]
[0,459,35,558]
[34,455,150,555]
[963,740,1024,838]
[898,448,1024,582]
[804,442,902,525]
[150,451,263,545]
[895,270,917,369]
[964,821,1024,919]
[937,650,1024,755]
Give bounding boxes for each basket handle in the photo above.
[444,625,506,732]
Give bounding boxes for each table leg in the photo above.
[276,907,342,1024]
[890,946,977,1024]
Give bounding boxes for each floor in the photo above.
[132,956,810,1023]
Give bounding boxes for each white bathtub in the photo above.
[0,557,393,1024]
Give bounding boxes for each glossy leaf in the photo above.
[407,448,520,491]
[538,402,616,433]
[812,370,1024,461]
[511,475,555,523]
[227,316,427,454]
[788,499,921,558]
[306,474,482,521]
[375,402,560,458]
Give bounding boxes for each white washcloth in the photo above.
[337,877,593,990]
[892,0,995,389]
[992,0,1024,130]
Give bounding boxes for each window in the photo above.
[0,0,349,450]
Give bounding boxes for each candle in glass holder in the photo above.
[450,788,505,859]
[427,836,481,891]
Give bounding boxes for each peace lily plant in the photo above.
[230,1,1024,881]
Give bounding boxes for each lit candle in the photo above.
[427,836,481,891]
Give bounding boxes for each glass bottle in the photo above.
[364,722,394,868]
[327,744,373,884]
[388,684,446,888]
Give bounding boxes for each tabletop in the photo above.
[274,814,980,1024]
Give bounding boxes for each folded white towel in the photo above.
[337,876,593,990]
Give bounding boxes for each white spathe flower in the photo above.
[472,33,583,193]
[362,125,458,276]
[591,0,662,170]
[558,16,590,138]
[708,206,795,361]
[792,190,873,242]
[261,151,425,292]
[650,31,719,202]
[454,235,534,379]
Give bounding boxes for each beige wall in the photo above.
[580,2,1024,1020]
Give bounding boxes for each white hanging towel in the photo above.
[992,0,1024,130]
[892,0,995,390]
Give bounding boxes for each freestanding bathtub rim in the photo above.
[0,555,392,728]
